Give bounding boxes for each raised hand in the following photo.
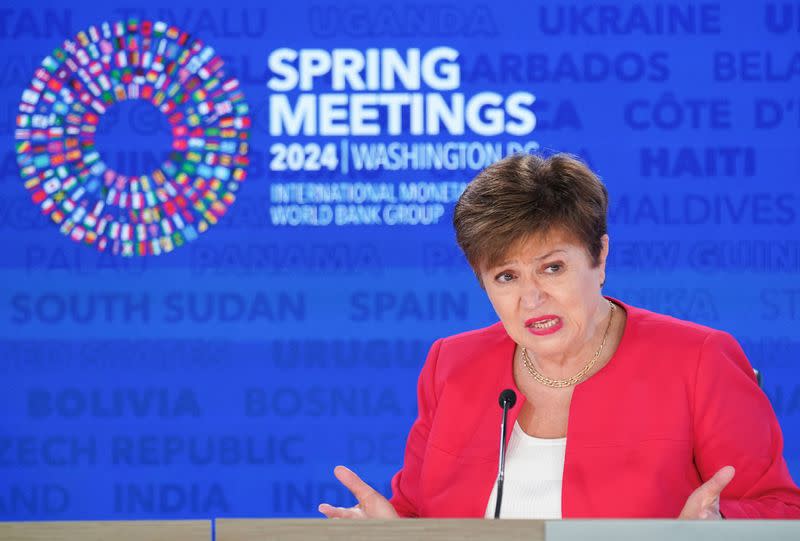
[318,465,399,519]
[679,466,735,519]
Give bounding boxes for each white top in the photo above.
[484,420,566,519]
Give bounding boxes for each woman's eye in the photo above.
[495,272,515,283]
[544,263,562,274]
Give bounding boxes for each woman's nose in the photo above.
[520,280,545,310]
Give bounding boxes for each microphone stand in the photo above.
[494,389,516,519]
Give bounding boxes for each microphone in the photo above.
[494,388,517,519]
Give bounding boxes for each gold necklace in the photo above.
[521,300,616,388]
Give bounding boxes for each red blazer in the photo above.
[389,299,800,518]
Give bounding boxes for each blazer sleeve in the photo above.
[389,338,443,517]
[692,330,800,518]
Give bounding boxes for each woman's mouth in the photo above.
[525,316,563,336]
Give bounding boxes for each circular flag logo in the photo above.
[15,19,250,256]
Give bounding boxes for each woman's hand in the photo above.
[678,466,735,519]
[318,465,399,519]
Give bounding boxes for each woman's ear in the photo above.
[598,234,609,287]
[475,269,486,290]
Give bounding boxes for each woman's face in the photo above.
[479,229,610,365]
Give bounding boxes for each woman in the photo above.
[319,154,800,519]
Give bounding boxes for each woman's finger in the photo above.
[705,466,736,496]
[333,465,378,503]
[318,503,365,519]
[700,466,736,500]
[678,465,736,519]
[321,465,398,519]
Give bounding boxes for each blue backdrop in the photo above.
[1,0,798,520]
